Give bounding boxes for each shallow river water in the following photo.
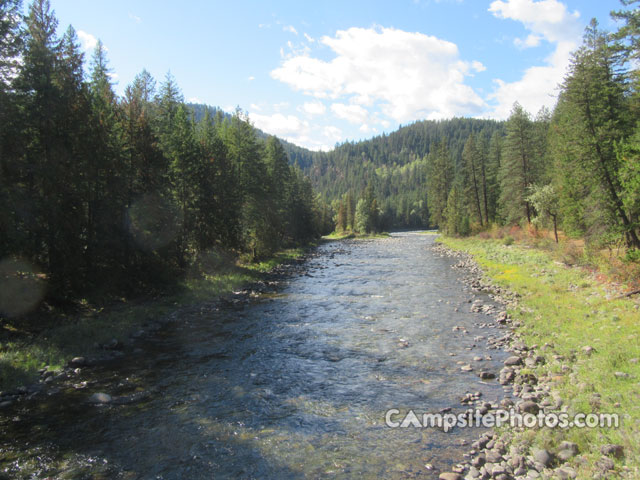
[1,233,511,479]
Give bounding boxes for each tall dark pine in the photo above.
[15,0,89,295]
[556,19,639,248]
[499,103,536,225]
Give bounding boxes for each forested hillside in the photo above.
[286,6,640,254]
[296,119,504,230]
[0,0,330,306]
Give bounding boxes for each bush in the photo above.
[625,248,640,264]
[503,236,514,246]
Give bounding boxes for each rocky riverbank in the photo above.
[431,243,624,480]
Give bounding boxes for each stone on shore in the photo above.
[89,392,112,404]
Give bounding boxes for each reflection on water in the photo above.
[0,233,510,479]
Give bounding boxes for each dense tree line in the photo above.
[0,0,327,304]
[300,1,639,253]
[431,3,640,252]
[292,118,503,230]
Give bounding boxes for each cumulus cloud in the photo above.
[331,103,369,124]
[489,0,580,45]
[271,26,486,123]
[300,101,326,116]
[487,0,582,118]
[77,30,98,52]
[249,111,341,151]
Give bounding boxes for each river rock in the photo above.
[553,466,577,479]
[504,356,522,366]
[89,392,112,404]
[581,346,595,355]
[439,473,463,480]
[500,398,514,408]
[479,371,496,380]
[600,444,624,458]
[532,449,552,467]
[557,441,578,457]
[556,449,576,462]
[517,400,539,414]
[485,450,503,464]
[499,368,515,385]
[69,356,86,367]
[595,456,615,472]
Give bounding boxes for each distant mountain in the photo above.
[187,103,505,229]
[298,118,505,229]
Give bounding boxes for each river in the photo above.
[1,233,511,479]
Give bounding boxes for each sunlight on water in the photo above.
[1,234,511,479]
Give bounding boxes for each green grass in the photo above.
[322,231,390,241]
[440,236,640,477]
[0,247,307,392]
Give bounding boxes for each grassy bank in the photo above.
[0,247,306,392]
[322,231,390,241]
[440,236,640,477]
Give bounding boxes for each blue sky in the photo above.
[44,0,624,150]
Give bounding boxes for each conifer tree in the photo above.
[499,103,536,225]
[426,138,453,228]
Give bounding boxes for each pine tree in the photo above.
[553,19,639,247]
[0,0,23,86]
[15,0,89,294]
[194,108,238,251]
[499,103,537,225]
[427,138,453,228]
[462,134,484,226]
[222,109,272,258]
[486,131,503,224]
[0,0,25,258]
[87,39,127,280]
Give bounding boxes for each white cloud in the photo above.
[472,60,486,72]
[273,101,290,111]
[283,25,298,35]
[489,0,580,45]
[514,33,543,48]
[188,97,202,104]
[249,111,341,151]
[487,0,582,118]
[331,103,369,124]
[300,101,326,116]
[77,30,98,53]
[128,12,141,24]
[248,75,255,81]
[271,26,486,123]
[304,33,315,43]
[250,112,305,136]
